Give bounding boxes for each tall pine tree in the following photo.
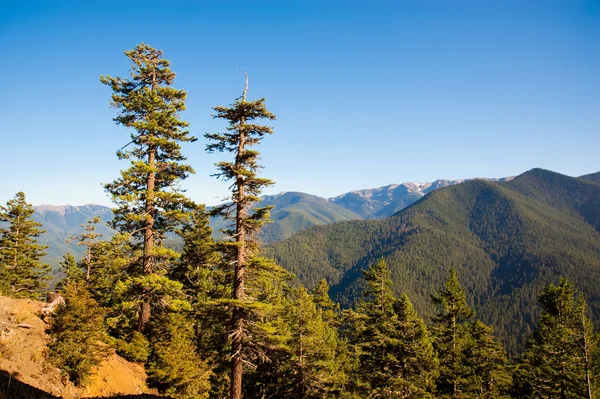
[0,192,50,299]
[101,43,195,332]
[205,72,276,399]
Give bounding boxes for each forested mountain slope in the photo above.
[266,169,600,355]
[580,171,600,184]
[211,192,363,243]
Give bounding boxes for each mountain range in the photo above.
[31,175,516,264]
[33,204,115,267]
[266,168,600,355]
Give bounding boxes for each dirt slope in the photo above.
[0,295,153,398]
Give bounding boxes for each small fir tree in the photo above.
[47,281,109,386]
[56,252,84,292]
[68,216,103,281]
[312,279,341,326]
[171,205,231,397]
[147,312,213,399]
[464,320,511,398]
[393,294,439,398]
[0,192,50,298]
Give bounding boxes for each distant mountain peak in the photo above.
[34,204,112,216]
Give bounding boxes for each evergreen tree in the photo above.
[171,205,226,307]
[516,278,600,399]
[101,43,195,332]
[147,312,212,399]
[0,192,50,298]
[287,286,343,398]
[56,252,84,292]
[576,298,600,399]
[240,256,296,398]
[431,268,475,398]
[171,205,230,397]
[357,259,437,397]
[88,232,133,309]
[393,294,439,398]
[356,259,398,396]
[68,216,103,281]
[205,72,276,399]
[463,320,511,398]
[312,279,341,326]
[47,281,109,386]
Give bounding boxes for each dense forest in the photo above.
[1,44,599,399]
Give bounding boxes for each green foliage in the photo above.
[464,320,512,398]
[115,331,150,363]
[429,267,475,398]
[147,313,212,399]
[515,278,600,398]
[432,268,510,398]
[56,252,84,292]
[68,216,103,281]
[312,279,341,326]
[47,281,109,386]
[170,205,233,397]
[286,286,344,398]
[85,232,135,314]
[393,294,440,397]
[0,192,50,299]
[101,44,195,237]
[101,43,195,332]
[356,260,438,398]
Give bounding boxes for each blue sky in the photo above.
[1,0,598,206]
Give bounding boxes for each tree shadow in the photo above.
[0,369,167,399]
[0,369,60,399]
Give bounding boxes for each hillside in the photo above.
[257,192,362,243]
[266,169,600,355]
[580,171,600,184]
[0,295,152,398]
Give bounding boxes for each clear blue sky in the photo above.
[1,0,598,206]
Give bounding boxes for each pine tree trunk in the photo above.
[581,310,593,399]
[86,240,91,281]
[13,225,19,271]
[231,116,247,399]
[452,312,458,397]
[139,146,156,332]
